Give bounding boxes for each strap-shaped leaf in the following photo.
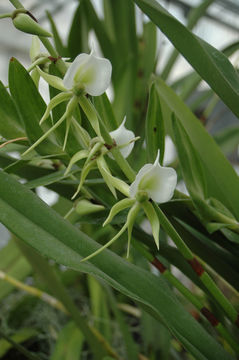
[0,82,24,139]
[9,58,61,156]
[172,113,207,200]
[155,78,239,219]
[0,170,232,360]
[145,83,165,164]
[134,0,239,118]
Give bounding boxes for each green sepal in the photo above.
[22,96,78,157]
[79,96,101,137]
[36,66,66,92]
[30,68,40,88]
[97,156,130,197]
[103,198,136,226]
[97,156,117,198]
[143,201,160,249]
[39,92,72,125]
[64,149,89,176]
[81,222,128,263]
[72,160,96,200]
[85,141,103,166]
[126,202,141,257]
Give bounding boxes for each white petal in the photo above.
[140,164,177,203]
[129,154,177,203]
[110,118,135,158]
[84,55,112,96]
[63,52,112,96]
[63,53,89,89]
[129,164,153,198]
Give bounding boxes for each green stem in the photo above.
[0,13,12,19]
[155,205,238,325]
[9,0,22,9]
[200,272,237,322]
[39,36,67,75]
[0,328,41,360]
[155,205,192,259]
[80,96,135,182]
[9,0,67,75]
[216,323,239,354]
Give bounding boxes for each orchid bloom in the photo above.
[63,49,112,96]
[80,151,177,262]
[109,117,136,158]
[22,49,112,157]
[130,151,177,203]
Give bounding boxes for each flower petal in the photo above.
[110,117,135,158]
[129,151,177,203]
[63,53,89,90]
[63,51,112,96]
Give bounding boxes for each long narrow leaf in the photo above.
[0,170,233,360]
[134,0,239,118]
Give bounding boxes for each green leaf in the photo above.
[134,0,239,118]
[142,201,160,249]
[161,0,214,80]
[8,58,62,156]
[48,63,83,155]
[88,276,112,342]
[0,170,233,360]
[51,322,84,360]
[172,113,207,199]
[67,1,89,58]
[93,93,118,131]
[145,83,165,164]
[84,0,113,62]
[155,77,239,219]
[0,81,24,139]
[141,21,157,81]
[105,286,138,360]
[46,11,68,57]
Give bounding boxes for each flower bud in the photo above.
[109,117,135,159]
[75,199,104,216]
[12,10,52,37]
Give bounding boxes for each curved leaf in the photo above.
[0,170,233,360]
[134,0,239,118]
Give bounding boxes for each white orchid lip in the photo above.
[109,117,135,159]
[63,49,112,96]
[129,151,177,203]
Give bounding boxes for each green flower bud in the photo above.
[12,10,52,37]
[75,199,104,216]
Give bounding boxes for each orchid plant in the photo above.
[0,1,239,360]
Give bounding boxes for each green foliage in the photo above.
[0,0,239,359]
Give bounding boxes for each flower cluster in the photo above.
[24,44,177,261]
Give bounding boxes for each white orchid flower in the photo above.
[63,49,112,96]
[130,151,177,203]
[109,117,135,158]
[22,49,112,157]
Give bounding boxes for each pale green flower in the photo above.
[109,117,135,159]
[63,49,112,96]
[130,151,177,203]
